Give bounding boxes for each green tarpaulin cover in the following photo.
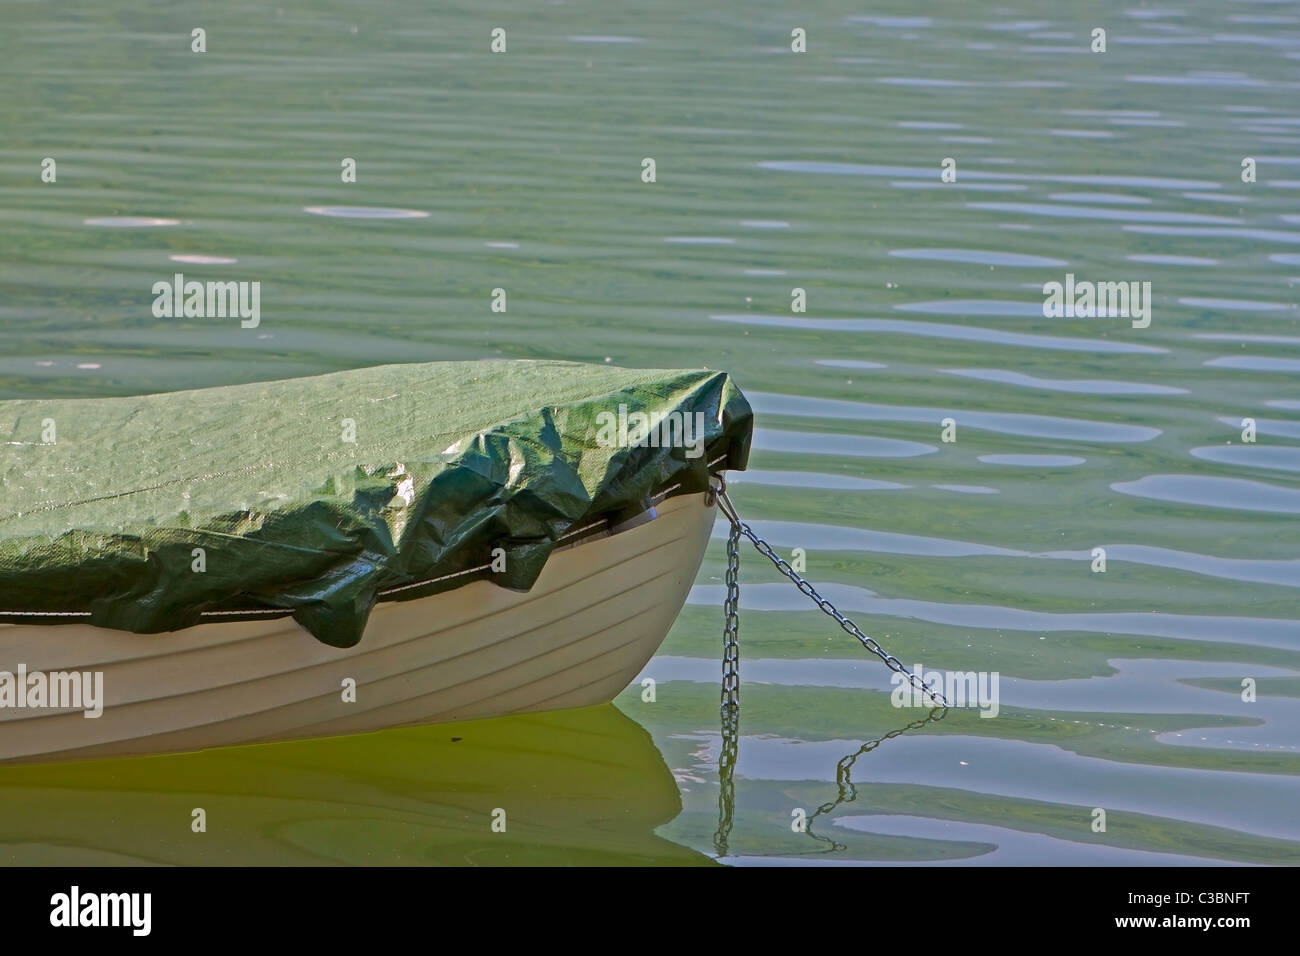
[0,360,752,646]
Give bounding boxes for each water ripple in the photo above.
[1205,356,1300,372]
[815,358,886,370]
[942,368,1186,395]
[727,470,908,491]
[754,428,937,459]
[969,202,1239,224]
[303,206,428,219]
[748,391,1161,443]
[888,248,1067,267]
[761,160,1220,190]
[714,518,1300,587]
[979,454,1086,467]
[712,314,1165,354]
[1113,475,1300,513]
[1180,297,1291,312]
[84,217,178,227]
[1192,446,1300,474]
[689,582,1300,650]
[1125,225,1300,243]
[1127,254,1218,266]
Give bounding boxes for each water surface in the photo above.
[1,0,1297,866]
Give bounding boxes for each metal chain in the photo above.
[708,476,949,857]
[713,518,742,857]
[714,483,949,709]
[713,693,739,857]
[721,519,741,710]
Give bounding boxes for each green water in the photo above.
[2,0,1298,865]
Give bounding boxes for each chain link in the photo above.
[714,485,949,709]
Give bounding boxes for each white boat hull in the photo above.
[0,490,717,764]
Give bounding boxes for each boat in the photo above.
[0,359,752,764]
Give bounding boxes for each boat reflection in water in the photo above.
[0,704,710,866]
